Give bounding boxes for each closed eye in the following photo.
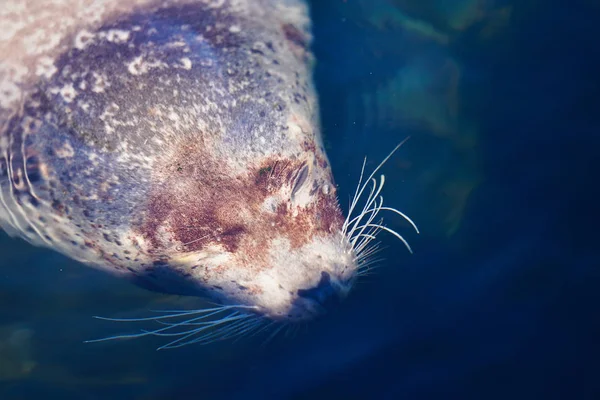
[291,164,309,198]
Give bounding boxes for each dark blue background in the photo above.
[0,0,598,399]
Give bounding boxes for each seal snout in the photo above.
[296,271,344,314]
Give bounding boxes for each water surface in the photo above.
[1,1,598,399]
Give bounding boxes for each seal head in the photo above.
[0,0,358,323]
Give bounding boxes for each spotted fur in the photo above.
[0,0,357,321]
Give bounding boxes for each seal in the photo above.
[0,0,417,348]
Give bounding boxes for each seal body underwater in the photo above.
[0,0,417,344]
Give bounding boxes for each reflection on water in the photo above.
[1,0,597,398]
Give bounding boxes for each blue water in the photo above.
[1,0,599,399]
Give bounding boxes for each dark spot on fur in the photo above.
[0,158,6,177]
[25,157,42,183]
[51,200,66,215]
[29,196,40,207]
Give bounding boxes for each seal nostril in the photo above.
[297,271,341,311]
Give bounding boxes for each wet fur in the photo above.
[1,1,418,346]
[1,0,355,322]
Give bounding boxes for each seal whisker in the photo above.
[148,304,257,315]
[357,253,385,268]
[142,312,246,337]
[347,176,385,241]
[355,242,383,262]
[180,234,211,247]
[191,316,258,345]
[353,233,377,241]
[344,138,410,236]
[349,196,385,248]
[0,116,19,232]
[88,313,237,344]
[183,318,248,343]
[250,320,278,338]
[357,257,385,275]
[356,253,382,270]
[84,332,156,343]
[156,310,251,328]
[348,185,375,236]
[359,224,413,254]
[342,158,368,237]
[285,324,301,339]
[342,138,417,264]
[91,306,234,322]
[353,198,421,246]
[346,177,380,239]
[352,217,384,254]
[158,314,256,349]
[86,305,262,348]
[353,219,382,247]
[261,323,287,347]
[377,207,420,234]
[356,253,384,275]
[231,319,267,344]
[152,315,252,350]
[4,153,26,234]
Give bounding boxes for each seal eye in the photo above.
[291,164,309,198]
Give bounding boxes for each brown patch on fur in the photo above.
[136,141,343,271]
